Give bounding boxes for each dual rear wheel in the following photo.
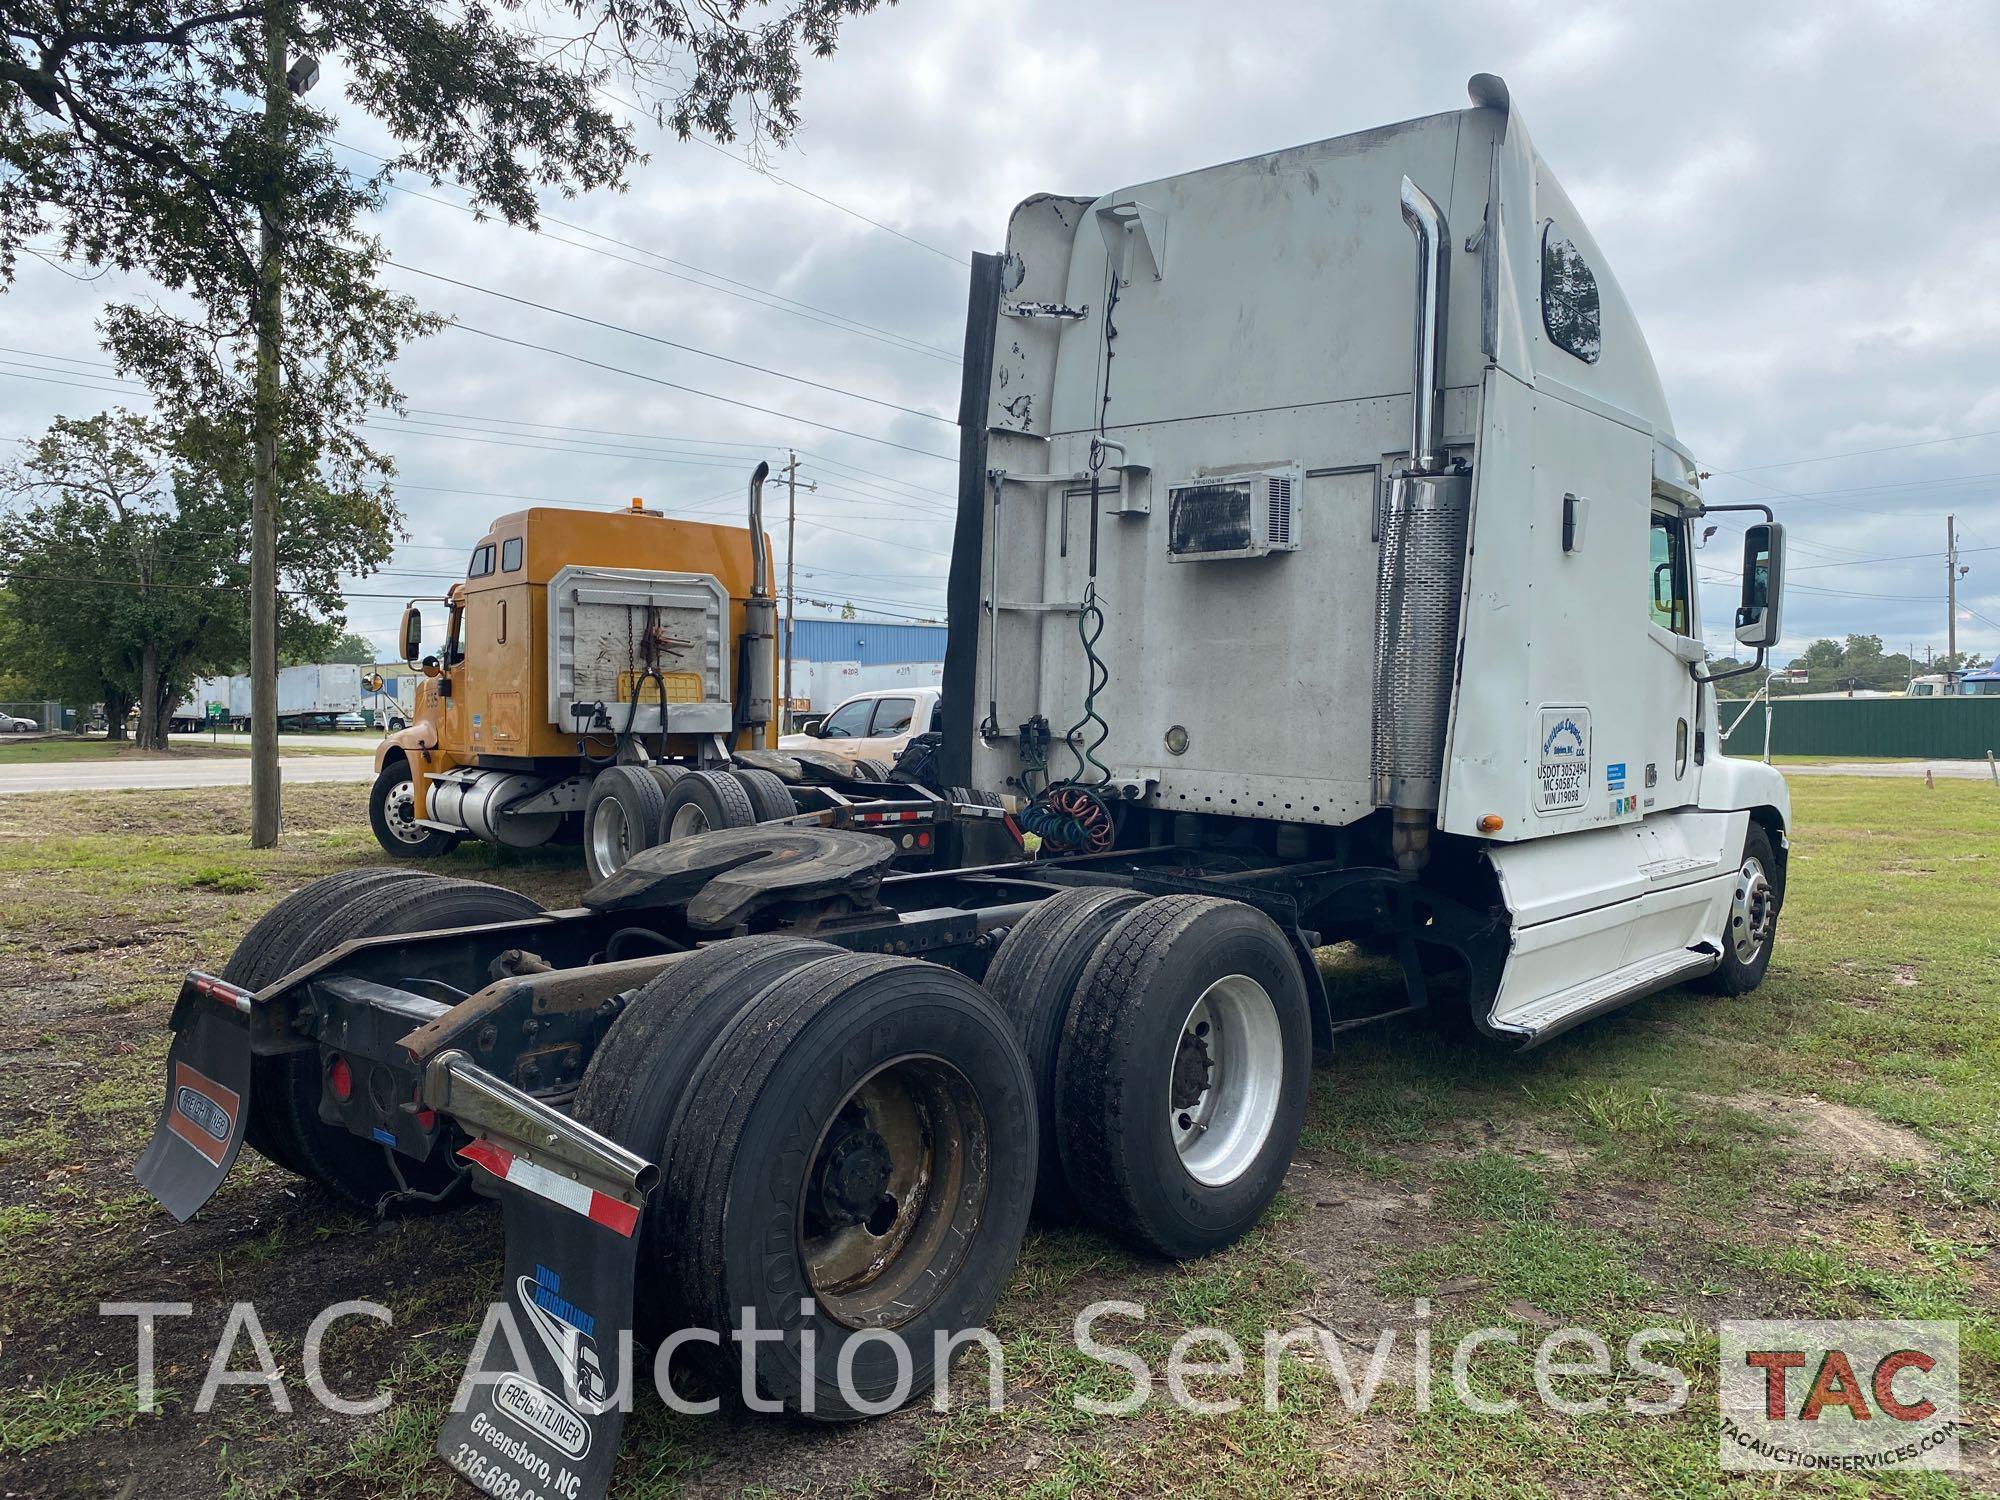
[582,766,798,884]
[574,942,1036,1417]
[988,890,1313,1259]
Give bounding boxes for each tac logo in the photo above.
[1719,1320,1959,1471]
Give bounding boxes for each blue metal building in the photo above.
[787,617,947,665]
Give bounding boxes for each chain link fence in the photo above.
[0,700,81,733]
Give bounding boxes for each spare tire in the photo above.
[659,953,1036,1418]
[222,871,545,1207]
[729,766,797,823]
[584,765,670,884]
[851,757,892,781]
[662,768,756,841]
[982,888,1147,1221]
[1055,895,1310,1259]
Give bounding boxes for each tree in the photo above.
[4,0,886,813]
[0,411,390,749]
[316,630,376,665]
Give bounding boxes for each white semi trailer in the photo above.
[138,77,1788,1499]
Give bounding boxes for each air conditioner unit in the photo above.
[1165,467,1300,562]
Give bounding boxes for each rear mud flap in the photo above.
[134,974,256,1222]
[437,1143,643,1500]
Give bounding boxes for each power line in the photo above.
[683,136,970,269]
[378,258,953,427]
[446,323,956,465]
[1,344,957,501]
[0,341,958,471]
[330,139,961,364]
[1716,427,2000,476]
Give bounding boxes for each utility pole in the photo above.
[1946,514,1958,666]
[772,450,815,729]
[248,13,316,846]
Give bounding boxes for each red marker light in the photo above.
[328,1056,354,1102]
[415,1108,437,1131]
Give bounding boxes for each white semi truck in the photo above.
[138,76,1788,1499]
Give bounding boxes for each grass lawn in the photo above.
[0,736,372,764]
[0,778,1993,1496]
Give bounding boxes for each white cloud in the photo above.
[5,0,1998,659]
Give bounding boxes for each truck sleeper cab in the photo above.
[945,70,1790,1043]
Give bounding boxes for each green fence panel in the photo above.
[1719,698,2000,759]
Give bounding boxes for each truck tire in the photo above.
[584,766,670,884]
[1055,895,1311,1259]
[982,888,1147,1220]
[852,757,892,781]
[643,763,689,803]
[1701,823,1784,996]
[222,871,544,1207]
[369,759,460,859]
[661,769,756,841]
[572,936,840,1339]
[729,766,797,822]
[659,953,1036,1418]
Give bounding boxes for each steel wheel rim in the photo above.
[1170,974,1284,1187]
[669,803,710,840]
[1730,855,1775,964]
[591,797,630,873]
[798,1054,989,1330]
[382,778,429,845]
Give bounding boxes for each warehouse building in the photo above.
[785,617,947,714]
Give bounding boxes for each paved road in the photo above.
[0,755,378,796]
[168,730,381,753]
[1773,760,1998,780]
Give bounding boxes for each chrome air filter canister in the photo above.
[1371,469,1471,810]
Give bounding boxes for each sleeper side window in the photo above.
[1542,223,1602,364]
[1648,513,1691,636]
[467,544,495,578]
[500,537,523,572]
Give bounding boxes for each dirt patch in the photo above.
[1727,1092,1937,1165]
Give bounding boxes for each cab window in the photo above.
[468,544,496,578]
[1542,223,1602,364]
[819,698,874,739]
[1648,514,1691,636]
[442,603,465,667]
[500,537,523,572]
[870,697,917,736]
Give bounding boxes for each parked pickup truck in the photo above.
[780,686,941,774]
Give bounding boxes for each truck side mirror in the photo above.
[1734,522,1784,649]
[399,605,422,664]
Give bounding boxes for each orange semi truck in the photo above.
[372,467,841,881]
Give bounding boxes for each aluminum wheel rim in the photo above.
[1730,855,1775,965]
[1170,974,1284,1187]
[798,1054,988,1330]
[668,803,711,840]
[382,778,429,846]
[590,797,631,873]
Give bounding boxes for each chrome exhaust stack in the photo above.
[1372,176,1472,870]
[1399,177,1451,475]
[742,461,777,729]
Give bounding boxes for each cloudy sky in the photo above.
[6,0,1998,667]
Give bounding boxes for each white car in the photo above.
[779,688,941,773]
[0,713,38,732]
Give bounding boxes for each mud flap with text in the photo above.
[437,1141,643,1500]
[134,973,256,1222]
